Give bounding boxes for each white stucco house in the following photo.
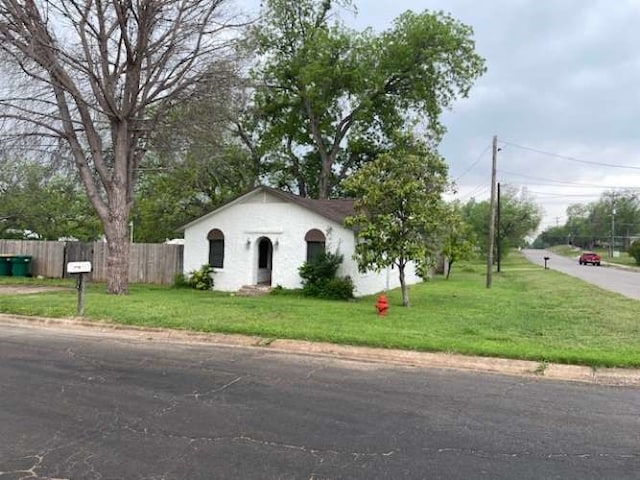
[181,186,422,297]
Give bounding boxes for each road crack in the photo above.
[187,376,243,400]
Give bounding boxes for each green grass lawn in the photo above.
[1,253,639,368]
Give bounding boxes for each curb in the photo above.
[1,313,639,387]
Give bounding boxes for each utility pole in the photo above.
[486,135,498,288]
[611,208,616,258]
[496,182,501,273]
[610,192,616,258]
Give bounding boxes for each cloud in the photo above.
[424,0,640,230]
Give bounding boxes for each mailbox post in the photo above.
[543,256,550,270]
[67,261,92,316]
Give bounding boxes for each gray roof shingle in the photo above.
[265,187,355,225]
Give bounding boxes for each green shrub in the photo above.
[629,241,640,266]
[319,276,354,300]
[298,252,353,300]
[299,252,343,284]
[188,264,215,290]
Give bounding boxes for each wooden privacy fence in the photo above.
[0,240,65,278]
[0,240,183,284]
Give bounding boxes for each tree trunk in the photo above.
[318,154,332,200]
[399,264,410,307]
[103,128,132,295]
[104,199,131,295]
[317,146,342,200]
[446,259,453,280]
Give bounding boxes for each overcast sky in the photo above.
[240,0,640,232]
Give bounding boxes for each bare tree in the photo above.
[0,0,244,293]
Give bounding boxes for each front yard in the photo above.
[1,252,639,368]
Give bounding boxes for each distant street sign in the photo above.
[67,261,92,274]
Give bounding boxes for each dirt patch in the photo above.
[0,285,71,295]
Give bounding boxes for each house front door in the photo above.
[257,237,273,285]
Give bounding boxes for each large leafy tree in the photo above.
[132,147,255,242]
[0,0,242,293]
[533,225,570,249]
[344,141,449,307]
[0,159,101,240]
[587,191,640,250]
[463,187,542,261]
[564,203,593,248]
[247,0,485,199]
[536,190,640,250]
[135,61,259,242]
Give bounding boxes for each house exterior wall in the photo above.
[183,190,422,296]
[336,232,422,296]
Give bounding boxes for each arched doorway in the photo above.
[257,237,273,285]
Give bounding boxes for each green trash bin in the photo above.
[0,255,12,276]
[10,255,32,277]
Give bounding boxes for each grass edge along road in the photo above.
[549,244,640,269]
[1,253,639,368]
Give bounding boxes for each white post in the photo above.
[77,273,86,316]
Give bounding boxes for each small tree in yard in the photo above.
[344,148,449,307]
[442,203,475,279]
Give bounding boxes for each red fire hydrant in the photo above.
[375,294,389,317]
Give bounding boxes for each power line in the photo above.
[525,189,610,198]
[456,185,490,202]
[498,169,640,190]
[501,141,640,171]
[453,144,491,182]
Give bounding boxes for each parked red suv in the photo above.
[579,251,601,266]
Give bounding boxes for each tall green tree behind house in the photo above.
[246,0,485,198]
[132,147,256,242]
[344,139,449,307]
[135,61,259,242]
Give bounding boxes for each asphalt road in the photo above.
[522,249,640,300]
[1,323,639,479]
